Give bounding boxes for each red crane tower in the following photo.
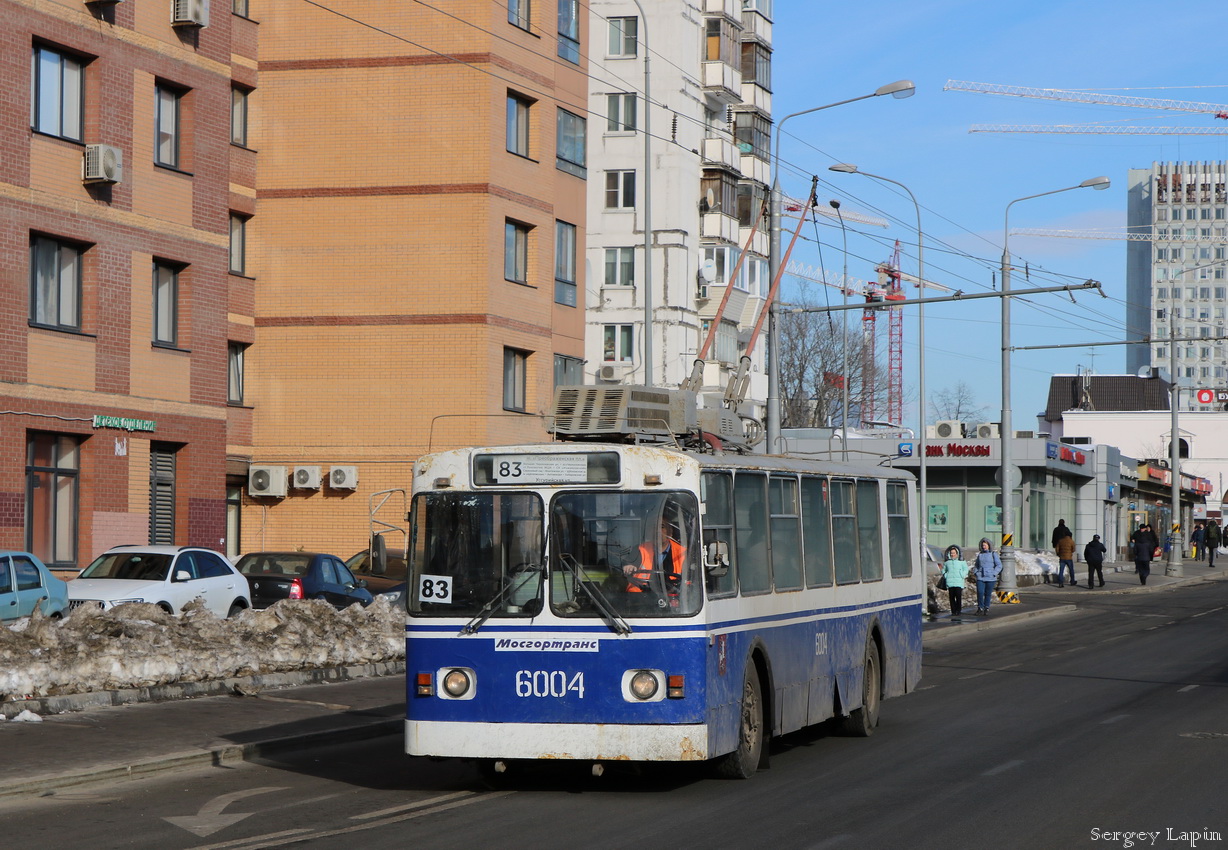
[860,241,905,426]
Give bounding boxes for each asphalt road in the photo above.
[3,581,1226,850]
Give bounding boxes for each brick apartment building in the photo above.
[6,0,588,567]
[4,0,254,570]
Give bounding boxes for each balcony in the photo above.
[702,137,742,174]
[739,227,768,257]
[739,155,769,185]
[741,7,772,42]
[702,61,742,105]
[703,0,741,21]
[739,82,771,114]
[702,212,740,242]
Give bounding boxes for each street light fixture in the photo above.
[766,80,916,451]
[999,175,1110,590]
[828,163,926,560]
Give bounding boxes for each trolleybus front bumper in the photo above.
[406,720,710,762]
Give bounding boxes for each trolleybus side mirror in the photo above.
[704,540,729,577]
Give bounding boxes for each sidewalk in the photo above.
[2,559,1224,800]
[922,556,1227,645]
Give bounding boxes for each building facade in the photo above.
[584,0,772,418]
[5,0,253,570]
[1126,161,1228,406]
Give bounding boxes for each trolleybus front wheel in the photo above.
[841,638,881,737]
[714,667,764,779]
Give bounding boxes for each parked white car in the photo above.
[68,545,251,618]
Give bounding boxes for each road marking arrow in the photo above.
[163,786,288,837]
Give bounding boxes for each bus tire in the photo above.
[714,667,764,779]
[842,637,881,737]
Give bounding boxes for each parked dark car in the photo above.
[235,552,373,610]
[345,547,406,605]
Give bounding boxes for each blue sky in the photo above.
[770,0,1228,432]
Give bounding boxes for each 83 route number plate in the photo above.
[417,574,452,604]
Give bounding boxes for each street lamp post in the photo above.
[629,0,653,386]
[1168,304,1182,576]
[1000,176,1110,590]
[766,80,915,451]
[828,164,925,558]
[830,199,850,459]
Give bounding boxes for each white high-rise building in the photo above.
[584,0,774,420]
[1126,161,1228,410]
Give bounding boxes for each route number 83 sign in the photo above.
[417,574,453,604]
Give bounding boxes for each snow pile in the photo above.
[0,597,405,701]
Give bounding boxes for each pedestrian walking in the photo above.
[1191,522,1205,561]
[1055,533,1077,587]
[971,538,1003,616]
[1205,519,1221,568]
[939,545,970,620]
[1084,534,1107,588]
[1131,523,1159,585]
[1051,519,1073,549]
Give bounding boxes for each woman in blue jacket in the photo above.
[972,537,1003,616]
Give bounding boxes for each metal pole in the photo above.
[1168,304,1183,576]
[630,0,652,386]
[832,200,850,459]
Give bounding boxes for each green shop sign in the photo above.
[92,415,156,432]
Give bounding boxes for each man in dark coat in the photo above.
[1052,519,1073,549]
[1131,524,1159,585]
[1084,534,1107,588]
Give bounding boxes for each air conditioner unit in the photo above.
[171,0,209,26]
[292,465,321,490]
[329,466,358,490]
[975,423,1000,439]
[934,420,964,439]
[597,363,626,383]
[82,144,123,184]
[924,425,939,440]
[248,465,286,498]
[1014,430,1036,439]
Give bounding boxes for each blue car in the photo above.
[0,551,69,622]
[235,552,373,609]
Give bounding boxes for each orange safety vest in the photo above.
[627,539,685,592]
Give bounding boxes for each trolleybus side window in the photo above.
[769,475,802,591]
[857,479,883,582]
[831,478,859,584]
[734,471,770,595]
[408,492,544,617]
[700,471,736,597]
[801,475,834,588]
[886,481,912,578]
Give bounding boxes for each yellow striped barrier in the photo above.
[994,590,1021,604]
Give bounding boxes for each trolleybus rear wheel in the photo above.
[841,638,881,737]
[715,667,764,779]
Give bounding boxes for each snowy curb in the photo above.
[0,660,405,719]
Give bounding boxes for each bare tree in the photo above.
[929,381,989,424]
[777,285,892,429]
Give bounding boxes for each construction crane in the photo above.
[1012,227,1228,244]
[860,242,907,426]
[946,80,1228,136]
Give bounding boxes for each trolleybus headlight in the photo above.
[442,668,472,698]
[629,670,659,700]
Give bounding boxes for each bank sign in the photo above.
[1046,442,1086,466]
[926,443,992,458]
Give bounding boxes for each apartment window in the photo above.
[734,111,771,160]
[603,324,633,362]
[607,92,636,132]
[1203,208,1213,220]
[1216,287,1226,299]
[1155,248,1167,262]
[1156,347,1166,359]
[229,214,248,275]
[1202,228,1213,238]
[740,42,772,90]
[155,85,182,168]
[737,182,768,226]
[153,262,180,346]
[605,170,636,208]
[604,247,635,286]
[1156,287,1168,300]
[702,245,733,286]
[554,220,577,306]
[231,87,249,146]
[743,0,773,16]
[233,0,248,14]
[31,46,84,142]
[554,354,583,388]
[1217,247,1226,261]
[608,16,637,56]
[1187,209,1197,220]
[701,169,738,216]
[228,343,247,404]
[704,18,741,67]
[503,348,528,411]
[743,256,769,297]
[504,220,531,284]
[1201,287,1212,299]
[506,93,532,157]
[556,109,586,177]
[1200,247,1212,261]
[30,235,82,331]
[26,432,79,567]
[701,319,738,363]
[557,0,579,63]
[1218,208,1226,220]
[1156,208,1169,221]
[508,0,530,30]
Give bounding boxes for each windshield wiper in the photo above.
[557,553,631,635]
[460,564,542,636]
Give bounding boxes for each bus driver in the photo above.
[623,515,686,594]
